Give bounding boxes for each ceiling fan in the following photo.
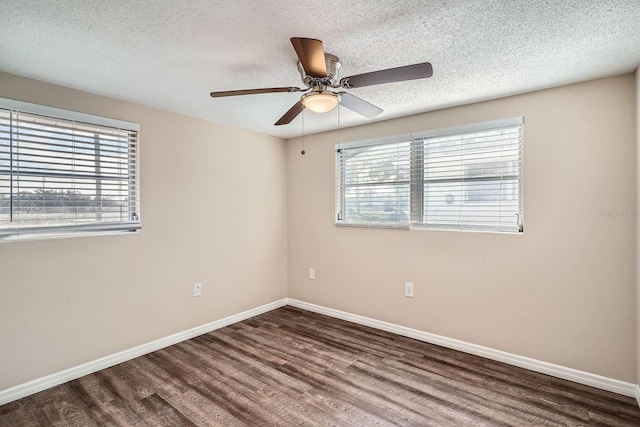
[210,37,433,126]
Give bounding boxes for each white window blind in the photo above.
[336,141,411,227]
[336,118,523,233]
[0,100,140,239]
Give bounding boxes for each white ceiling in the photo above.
[1,0,639,139]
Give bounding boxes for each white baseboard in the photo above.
[0,298,288,406]
[287,299,639,399]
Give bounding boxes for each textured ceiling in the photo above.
[1,0,639,139]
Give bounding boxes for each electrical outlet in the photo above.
[404,282,414,298]
[309,268,315,280]
[193,283,202,297]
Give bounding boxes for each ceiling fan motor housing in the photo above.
[298,53,342,87]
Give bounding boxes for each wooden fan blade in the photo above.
[338,92,383,118]
[275,101,305,126]
[290,37,327,78]
[340,62,433,88]
[210,87,303,98]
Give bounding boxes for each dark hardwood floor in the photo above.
[1,306,639,426]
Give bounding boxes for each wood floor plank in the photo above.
[0,397,47,427]
[124,355,192,399]
[186,337,314,397]
[2,306,639,426]
[213,327,342,377]
[351,356,578,426]
[144,349,292,426]
[277,362,440,426]
[337,358,501,426]
[31,383,101,427]
[65,378,122,426]
[588,409,640,427]
[159,389,247,427]
[242,326,355,372]
[167,342,338,425]
[92,397,147,427]
[129,393,197,427]
[392,352,592,422]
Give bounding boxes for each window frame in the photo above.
[335,118,524,233]
[0,97,141,241]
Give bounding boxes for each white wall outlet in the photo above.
[309,268,316,280]
[404,282,414,298]
[193,283,202,297]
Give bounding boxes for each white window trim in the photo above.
[0,97,140,132]
[336,117,523,150]
[411,117,523,139]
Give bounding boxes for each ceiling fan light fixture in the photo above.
[301,92,339,113]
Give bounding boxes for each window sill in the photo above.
[334,221,410,230]
[0,229,140,243]
[335,221,523,234]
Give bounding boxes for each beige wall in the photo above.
[0,72,288,390]
[636,66,640,387]
[287,75,637,382]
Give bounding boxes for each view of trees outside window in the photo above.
[0,109,138,233]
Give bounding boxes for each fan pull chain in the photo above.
[337,103,341,147]
[301,110,306,155]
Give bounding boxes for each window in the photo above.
[336,141,411,227]
[336,118,523,233]
[0,98,140,239]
